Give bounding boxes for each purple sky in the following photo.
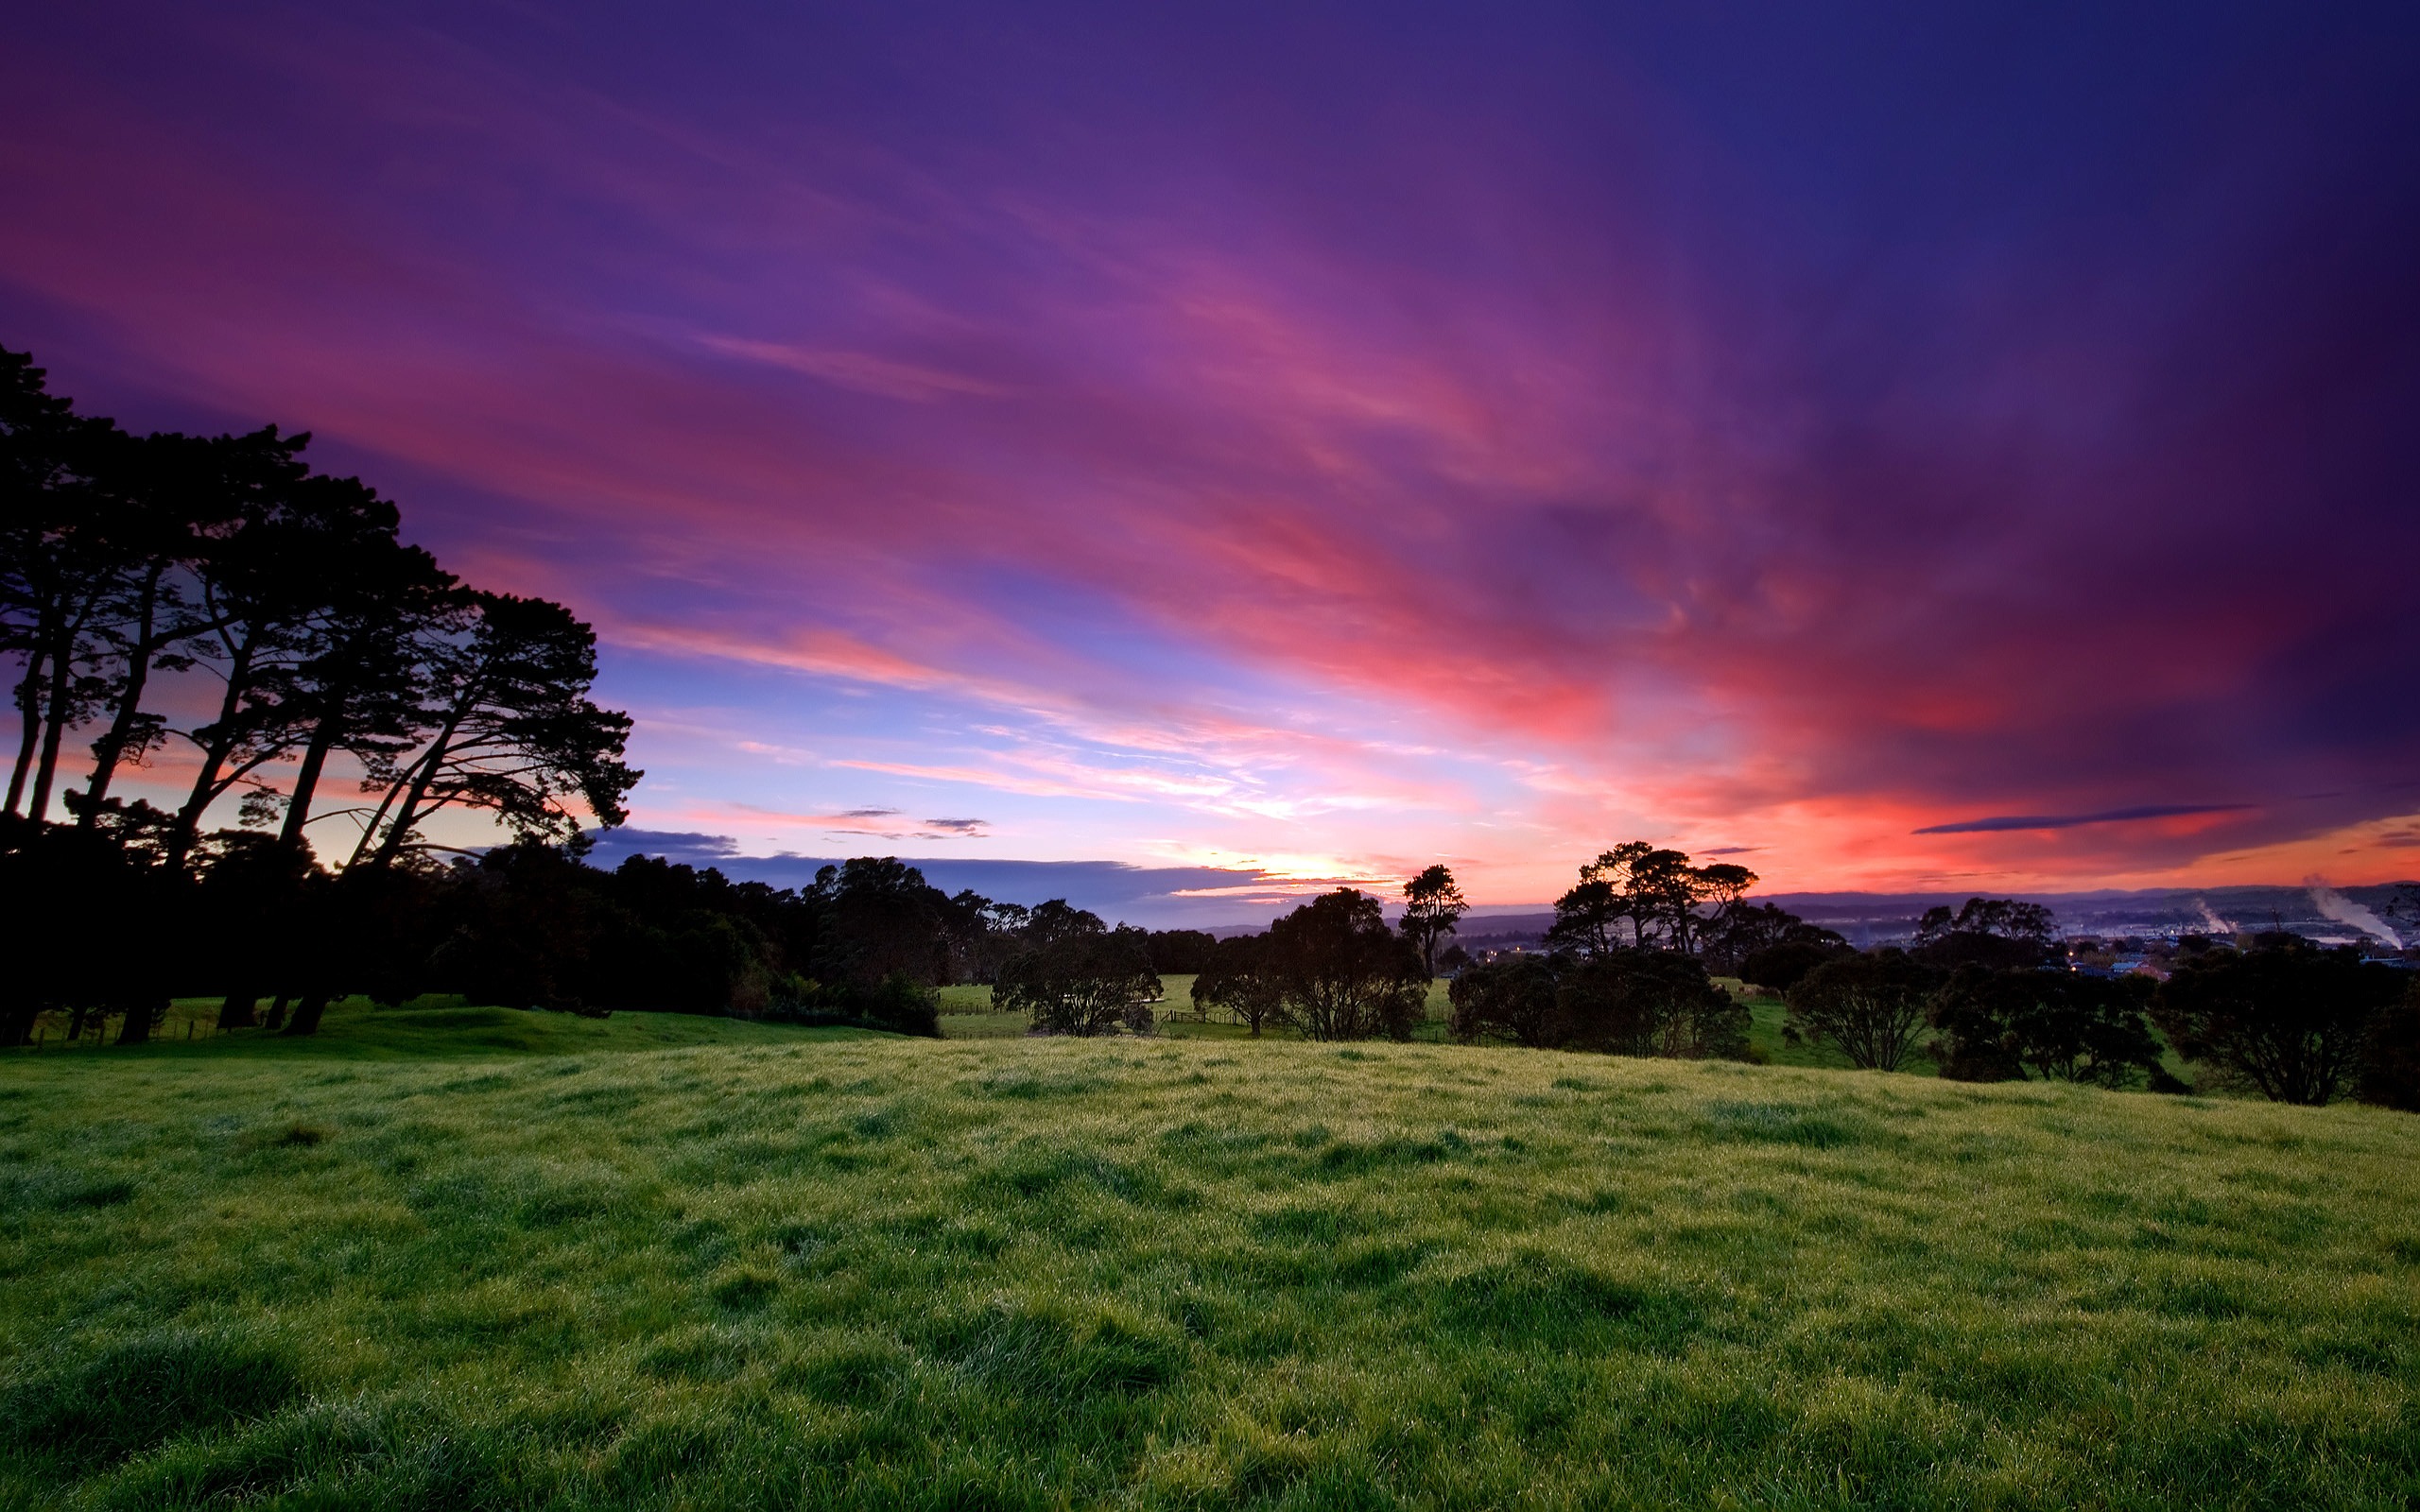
[5,2,2417,919]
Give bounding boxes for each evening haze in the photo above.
[5,3,2416,915]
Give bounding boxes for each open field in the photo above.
[6,1004,2418,1509]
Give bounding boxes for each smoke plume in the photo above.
[2305,878,2403,949]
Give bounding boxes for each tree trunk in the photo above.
[262,995,288,1032]
[279,722,338,848]
[167,635,257,870]
[216,992,258,1030]
[66,1004,91,1040]
[281,990,331,1037]
[81,566,166,821]
[6,642,47,816]
[0,999,36,1047]
[26,622,78,822]
[117,996,161,1046]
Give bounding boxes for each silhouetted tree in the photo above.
[1786,950,1937,1071]
[1447,955,1561,1046]
[2152,937,2404,1105]
[1266,888,1427,1040]
[1926,967,2163,1087]
[1192,933,1286,1036]
[1738,937,1851,996]
[1557,951,1750,1059]
[1399,864,1468,975]
[1143,928,1218,975]
[353,592,635,868]
[2357,977,2420,1112]
[1913,897,2059,971]
[994,904,1159,1035]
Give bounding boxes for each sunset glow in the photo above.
[5,4,2415,917]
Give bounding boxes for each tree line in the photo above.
[8,342,2414,1106]
[1436,853,2417,1111]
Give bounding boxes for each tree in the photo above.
[1547,842,1652,955]
[1142,928,1217,975]
[1738,937,1850,996]
[352,592,637,868]
[1913,897,2059,971]
[1546,842,1764,957]
[1557,951,1751,1059]
[1785,950,1937,1071]
[2152,938,2404,1105]
[994,905,1159,1036]
[163,431,398,869]
[0,352,128,822]
[1192,933,1286,1036]
[1399,863,1469,976]
[1926,967,2163,1087]
[1703,901,1839,976]
[1265,888,1428,1040]
[2357,977,2420,1112]
[1446,955,1560,1046]
[804,857,957,988]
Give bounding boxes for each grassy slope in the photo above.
[5,1006,2418,1509]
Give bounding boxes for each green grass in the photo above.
[5,1003,2418,1508]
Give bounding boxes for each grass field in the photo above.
[6,1003,2418,1508]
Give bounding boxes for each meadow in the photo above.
[5,1002,2417,1509]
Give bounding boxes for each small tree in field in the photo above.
[2152,939,2403,1105]
[994,907,1159,1036]
[1556,951,1751,1060]
[1267,888,1427,1040]
[1785,950,1936,1071]
[1927,967,2163,1087]
[2358,978,2420,1111]
[1399,864,1468,975]
[1447,955,1559,1046]
[1193,933,1286,1036]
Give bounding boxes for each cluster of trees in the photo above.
[1433,844,1825,1063]
[1772,916,2416,1109]
[3,349,637,866]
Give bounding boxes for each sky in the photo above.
[4,2,2417,923]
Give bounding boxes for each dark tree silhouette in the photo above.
[1913,897,2059,971]
[1556,951,1750,1059]
[1446,955,1560,1046]
[1265,888,1427,1041]
[1927,967,2163,1087]
[1192,933,1286,1036]
[353,593,636,868]
[1785,950,1938,1071]
[994,903,1159,1035]
[2152,938,2404,1105]
[1399,863,1468,976]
